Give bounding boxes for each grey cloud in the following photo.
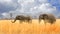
[0,0,19,13]
[0,0,57,19]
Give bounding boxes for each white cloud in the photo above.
[18,0,34,3]
[1,12,10,18]
[0,0,12,4]
[2,13,7,16]
[39,0,48,3]
[38,3,56,13]
[30,3,56,14]
[0,0,12,2]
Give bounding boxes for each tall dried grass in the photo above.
[0,19,60,34]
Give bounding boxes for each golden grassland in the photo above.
[0,19,60,34]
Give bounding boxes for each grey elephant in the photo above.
[11,15,32,23]
[39,14,56,24]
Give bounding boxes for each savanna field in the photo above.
[0,19,60,34]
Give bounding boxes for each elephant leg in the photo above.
[25,20,28,23]
[19,20,23,23]
[44,20,47,25]
[44,19,48,25]
[50,20,54,24]
[39,18,41,23]
[24,19,27,23]
[52,19,56,23]
[28,20,32,24]
[30,20,32,23]
[26,20,29,23]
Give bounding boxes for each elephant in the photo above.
[11,15,32,23]
[39,14,56,24]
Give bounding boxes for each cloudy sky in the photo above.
[0,0,60,18]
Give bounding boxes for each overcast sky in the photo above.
[0,0,60,18]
